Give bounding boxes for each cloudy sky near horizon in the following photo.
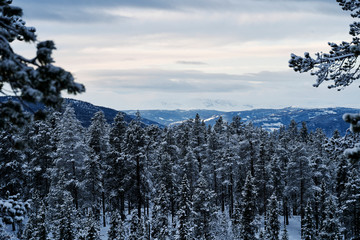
[12,0,360,111]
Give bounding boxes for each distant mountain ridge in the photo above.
[1,96,358,136]
[0,96,161,127]
[124,107,360,136]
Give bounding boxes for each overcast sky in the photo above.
[13,0,360,111]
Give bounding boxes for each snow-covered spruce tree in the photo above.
[192,172,215,240]
[153,142,177,222]
[85,217,100,240]
[129,210,145,240]
[176,175,193,240]
[51,190,78,240]
[264,193,280,240]
[0,129,24,197]
[107,112,128,218]
[151,184,170,240]
[302,202,314,240]
[108,211,126,240]
[22,201,48,240]
[25,119,54,199]
[319,196,342,240]
[124,112,147,219]
[289,0,360,162]
[232,201,242,239]
[51,106,87,210]
[86,111,109,226]
[239,171,258,240]
[212,211,232,240]
[0,0,85,129]
[340,168,360,239]
[189,114,207,173]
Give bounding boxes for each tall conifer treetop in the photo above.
[0,0,85,128]
[289,0,360,163]
[289,0,360,90]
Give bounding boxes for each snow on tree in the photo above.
[340,168,360,239]
[212,211,232,240]
[22,201,48,240]
[192,172,215,240]
[302,202,314,240]
[239,172,258,240]
[50,190,78,240]
[51,106,88,210]
[0,194,30,232]
[319,196,342,240]
[151,184,170,240]
[25,119,54,199]
[289,0,360,90]
[107,112,128,219]
[86,110,111,226]
[124,112,148,219]
[289,0,360,163]
[176,175,193,240]
[0,130,24,197]
[264,193,280,240]
[85,216,100,240]
[108,211,126,240]
[0,0,85,129]
[128,210,145,240]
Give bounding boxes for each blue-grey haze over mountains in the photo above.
[13,0,360,111]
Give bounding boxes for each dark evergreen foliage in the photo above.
[0,107,358,239]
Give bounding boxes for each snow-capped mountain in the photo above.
[124,107,360,136]
[2,96,358,136]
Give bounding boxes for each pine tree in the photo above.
[232,201,242,239]
[341,168,360,239]
[108,211,119,240]
[54,191,78,240]
[0,1,85,129]
[176,175,193,240]
[107,112,128,218]
[240,172,258,240]
[319,197,341,240]
[302,202,314,240]
[86,218,100,240]
[25,119,54,199]
[151,184,170,240]
[51,106,88,210]
[193,172,215,240]
[265,194,280,240]
[87,111,109,226]
[213,211,231,240]
[124,112,147,218]
[23,201,48,240]
[0,130,24,197]
[129,210,145,240]
[108,211,126,240]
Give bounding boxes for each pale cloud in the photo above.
[13,0,359,110]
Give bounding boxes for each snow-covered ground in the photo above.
[97,215,302,240]
[286,216,301,240]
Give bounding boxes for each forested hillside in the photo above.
[0,106,359,239]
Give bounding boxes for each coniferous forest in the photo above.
[1,105,359,239]
[2,0,360,239]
